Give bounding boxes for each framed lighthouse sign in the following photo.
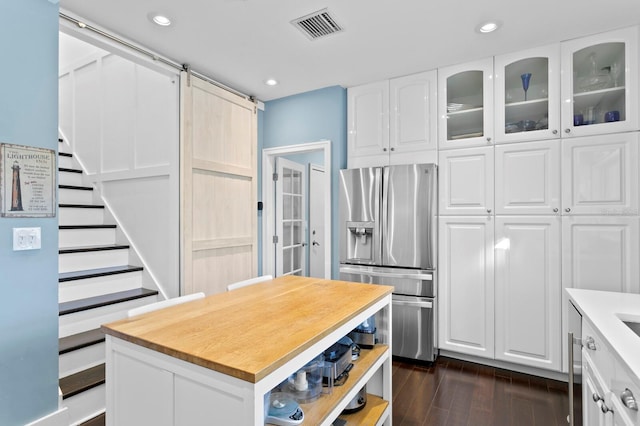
[0,143,56,217]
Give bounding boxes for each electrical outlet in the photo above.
[13,227,41,251]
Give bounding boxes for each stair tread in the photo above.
[59,184,93,191]
[59,224,116,229]
[59,167,83,173]
[79,412,105,426]
[59,287,156,315]
[59,328,105,355]
[59,244,130,254]
[59,203,104,209]
[59,265,144,282]
[59,152,72,157]
[60,364,105,400]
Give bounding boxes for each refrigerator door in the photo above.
[339,167,382,265]
[382,164,437,269]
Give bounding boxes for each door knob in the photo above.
[312,241,320,247]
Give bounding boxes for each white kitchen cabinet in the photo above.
[438,146,494,215]
[495,140,561,215]
[438,216,494,359]
[494,44,562,143]
[347,81,389,166]
[348,71,437,168]
[560,26,639,137]
[438,58,494,149]
[494,216,562,371]
[561,132,639,216]
[583,354,614,426]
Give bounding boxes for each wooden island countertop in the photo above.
[101,276,393,384]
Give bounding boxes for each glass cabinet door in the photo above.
[495,44,561,143]
[561,26,638,137]
[438,58,493,149]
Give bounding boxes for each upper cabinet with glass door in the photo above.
[561,26,638,137]
[438,58,494,149]
[494,44,561,143]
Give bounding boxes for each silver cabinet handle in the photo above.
[600,402,613,414]
[390,147,395,151]
[621,388,639,411]
[487,209,492,213]
[312,241,320,247]
[552,130,558,135]
[486,137,492,142]
[585,336,596,351]
[565,208,571,213]
[383,147,388,152]
[553,208,559,213]
[593,393,603,403]
[565,128,571,133]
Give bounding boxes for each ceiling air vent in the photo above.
[291,8,343,40]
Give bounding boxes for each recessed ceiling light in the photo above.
[264,79,278,86]
[477,21,501,34]
[152,14,172,26]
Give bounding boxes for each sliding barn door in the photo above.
[180,72,257,295]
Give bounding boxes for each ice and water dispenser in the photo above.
[344,221,377,264]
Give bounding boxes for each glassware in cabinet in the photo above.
[438,58,494,149]
[561,26,638,137]
[494,44,561,143]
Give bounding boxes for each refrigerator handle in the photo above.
[381,166,390,264]
[392,299,433,309]
[340,266,433,281]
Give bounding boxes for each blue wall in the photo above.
[262,86,347,278]
[0,1,60,424]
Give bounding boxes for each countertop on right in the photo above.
[567,288,640,381]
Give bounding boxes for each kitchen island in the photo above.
[101,275,393,425]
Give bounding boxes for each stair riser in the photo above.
[59,228,116,248]
[59,294,159,337]
[59,171,84,186]
[58,155,76,169]
[59,249,129,273]
[59,271,143,303]
[58,141,72,155]
[63,384,105,426]
[59,208,105,226]
[60,345,105,378]
[59,188,93,205]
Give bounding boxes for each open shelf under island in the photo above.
[101,275,394,426]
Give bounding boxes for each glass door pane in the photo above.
[446,70,484,140]
[504,57,549,134]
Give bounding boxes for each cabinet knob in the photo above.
[486,137,492,143]
[390,147,395,152]
[552,130,558,135]
[593,393,603,403]
[565,128,571,134]
[600,402,613,414]
[383,147,388,152]
[565,208,571,213]
[621,388,639,411]
[487,209,492,213]
[584,336,596,351]
[553,208,559,213]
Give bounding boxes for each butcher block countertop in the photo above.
[101,275,393,383]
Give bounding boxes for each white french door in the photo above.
[275,157,306,276]
[309,164,325,278]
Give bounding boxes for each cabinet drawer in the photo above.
[582,319,615,387]
[611,355,640,425]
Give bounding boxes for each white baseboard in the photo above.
[25,406,69,426]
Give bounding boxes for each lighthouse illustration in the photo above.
[11,160,23,211]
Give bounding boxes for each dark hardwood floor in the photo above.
[392,356,578,426]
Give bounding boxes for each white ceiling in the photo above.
[59,0,640,102]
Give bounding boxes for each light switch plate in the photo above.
[13,227,42,251]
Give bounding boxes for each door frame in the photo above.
[262,140,331,279]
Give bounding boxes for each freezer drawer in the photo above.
[339,264,435,298]
[392,295,436,362]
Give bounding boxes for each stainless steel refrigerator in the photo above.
[339,164,437,362]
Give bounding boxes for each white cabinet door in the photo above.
[561,133,639,215]
[494,43,561,143]
[389,70,438,164]
[495,140,561,215]
[439,216,494,359]
[494,216,561,371]
[438,58,494,149]
[562,215,640,294]
[439,146,494,215]
[583,355,610,426]
[347,81,390,168]
[561,26,639,138]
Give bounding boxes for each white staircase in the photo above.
[57,138,160,426]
